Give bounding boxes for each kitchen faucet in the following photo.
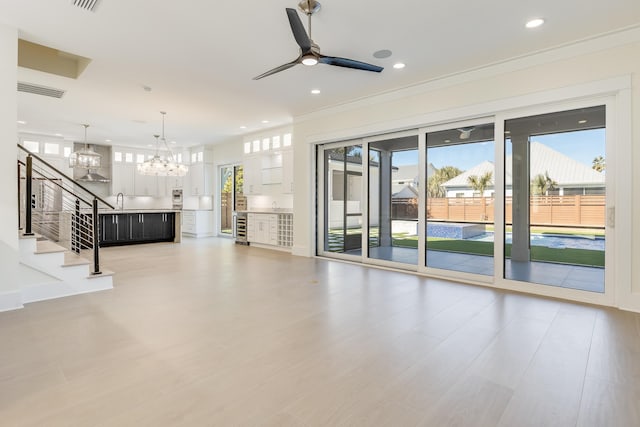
[116,192,124,211]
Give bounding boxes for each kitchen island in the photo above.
[98,210,181,247]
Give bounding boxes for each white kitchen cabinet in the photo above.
[247,213,278,246]
[112,162,135,195]
[243,155,262,195]
[282,149,294,194]
[134,173,158,196]
[188,163,212,196]
[181,210,214,237]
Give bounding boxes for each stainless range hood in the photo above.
[77,170,110,182]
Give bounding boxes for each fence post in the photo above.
[24,155,34,236]
[575,195,582,225]
[92,198,101,275]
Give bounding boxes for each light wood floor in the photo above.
[2,237,639,426]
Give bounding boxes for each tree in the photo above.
[467,171,493,197]
[592,155,605,172]
[427,166,463,197]
[531,171,557,195]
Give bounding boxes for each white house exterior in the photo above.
[441,142,605,197]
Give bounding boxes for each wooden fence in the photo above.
[414,195,605,227]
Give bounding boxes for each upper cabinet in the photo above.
[242,132,293,196]
[187,146,213,196]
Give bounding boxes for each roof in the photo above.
[392,185,419,199]
[442,142,605,188]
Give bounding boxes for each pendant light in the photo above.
[137,112,188,177]
[70,124,110,182]
[69,124,101,168]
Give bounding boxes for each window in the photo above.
[191,152,197,163]
[114,151,123,162]
[136,154,145,164]
[23,140,39,153]
[252,140,261,152]
[272,136,281,149]
[262,138,270,151]
[125,153,133,163]
[283,133,292,147]
[63,146,72,158]
[244,142,251,154]
[197,151,203,162]
[44,142,59,155]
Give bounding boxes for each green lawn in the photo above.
[329,228,605,267]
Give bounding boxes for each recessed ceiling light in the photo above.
[393,63,406,69]
[373,49,392,59]
[240,126,247,129]
[105,139,112,142]
[261,120,269,124]
[525,18,545,29]
[55,133,63,137]
[311,89,321,95]
[147,144,153,148]
[170,141,176,144]
[17,120,26,125]
[578,119,588,124]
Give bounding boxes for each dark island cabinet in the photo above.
[99,212,175,247]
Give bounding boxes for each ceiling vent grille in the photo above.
[71,0,100,12]
[18,82,66,99]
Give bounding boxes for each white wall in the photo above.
[291,33,640,309]
[0,23,20,308]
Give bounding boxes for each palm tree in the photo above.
[592,155,605,172]
[427,166,463,197]
[531,171,557,195]
[467,171,493,197]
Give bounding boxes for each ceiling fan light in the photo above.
[302,54,318,66]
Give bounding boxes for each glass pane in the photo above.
[504,105,606,292]
[426,123,495,275]
[368,135,419,265]
[324,145,363,254]
[220,166,233,235]
[234,165,245,211]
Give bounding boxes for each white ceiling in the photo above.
[3,0,640,148]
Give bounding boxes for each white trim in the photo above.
[296,26,640,125]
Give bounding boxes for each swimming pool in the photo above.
[469,232,605,251]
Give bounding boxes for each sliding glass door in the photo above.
[503,105,607,292]
[425,123,495,275]
[316,100,612,301]
[321,144,364,257]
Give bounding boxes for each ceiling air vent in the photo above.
[17,82,66,99]
[71,0,100,12]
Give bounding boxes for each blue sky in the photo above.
[392,129,605,171]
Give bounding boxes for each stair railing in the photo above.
[17,144,115,275]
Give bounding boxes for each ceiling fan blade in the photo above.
[286,8,312,51]
[319,55,383,73]
[253,58,300,80]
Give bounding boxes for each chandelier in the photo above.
[137,112,188,177]
[69,124,101,169]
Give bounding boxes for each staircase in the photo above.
[18,235,113,303]
[13,144,115,307]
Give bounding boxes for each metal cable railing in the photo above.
[17,144,115,275]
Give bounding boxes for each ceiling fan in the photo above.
[253,0,383,80]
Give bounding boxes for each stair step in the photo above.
[88,268,115,279]
[63,252,91,267]
[35,240,67,255]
